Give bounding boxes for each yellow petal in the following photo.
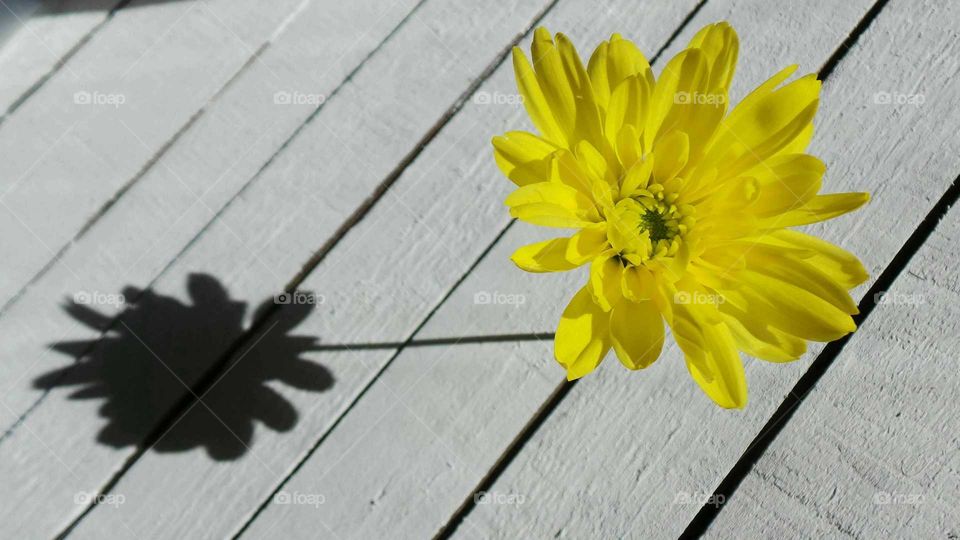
[740,243,859,314]
[615,124,644,169]
[645,49,710,151]
[721,303,806,363]
[731,64,798,108]
[650,271,677,324]
[589,252,624,311]
[566,224,609,264]
[587,34,654,110]
[556,33,604,147]
[686,321,748,409]
[701,73,821,181]
[719,269,856,342]
[610,299,664,370]
[575,140,619,206]
[513,47,566,146]
[621,263,656,302]
[505,182,600,227]
[619,154,654,196]
[666,283,747,408]
[525,29,605,151]
[510,238,580,273]
[586,41,613,108]
[605,76,649,148]
[492,131,558,186]
[686,22,739,96]
[766,230,868,288]
[551,149,594,196]
[768,192,869,227]
[652,130,689,182]
[532,28,578,141]
[746,153,825,217]
[777,121,814,156]
[556,286,612,379]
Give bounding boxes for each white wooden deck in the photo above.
[0,0,957,538]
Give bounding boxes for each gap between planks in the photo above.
[0,0,432,448]
[234,0,712,536]
[435,0,897,536]
[55,1,562,536]
[0,0,129,124]
[0,0,299,320]
[683,168,960,537]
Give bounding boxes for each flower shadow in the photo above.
[33,273,333,461]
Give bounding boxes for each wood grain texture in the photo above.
[706,200,960,539]
[444,0,960,538]
[0,0,421,431]
[0,0,116,117]
[0,0,305,311]
[1,0,560,537]
[0,0,426,536]
[67,2,704,539]
[0,0,950,538]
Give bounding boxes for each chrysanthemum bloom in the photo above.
[493,23,868,408]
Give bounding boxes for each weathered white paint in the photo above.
[0,0,421,429]
[0,0,430,536]
[0,0,115,116]
[0,0,560,537]
[231,1,889,538]
[706,194,960,538]
[0,0,305,309]
[0,0,952,538]
[64,2,706,539]
[444,0,960,538]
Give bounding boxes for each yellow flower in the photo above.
[493,23,869,408]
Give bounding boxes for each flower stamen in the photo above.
[606,180,695,266]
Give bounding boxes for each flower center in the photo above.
[606,182,695,266]
[641,207,673,242]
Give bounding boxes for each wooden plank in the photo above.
[0,0,421,429]
[217,1,901,538]
[241,0,898,536]
[0,0,117,117]
[61,2,705,539]
[0,0,306,311]
[214,0,960,537]
[432,0,960,537]
[0,0,561,537]
[705,196,960,537]
[0,0,425,536]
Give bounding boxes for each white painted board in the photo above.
[446,0,960,537]
[0,0,557,537]
[0,0,305,311]
[0,0,115,117]
[705,160,960,537]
